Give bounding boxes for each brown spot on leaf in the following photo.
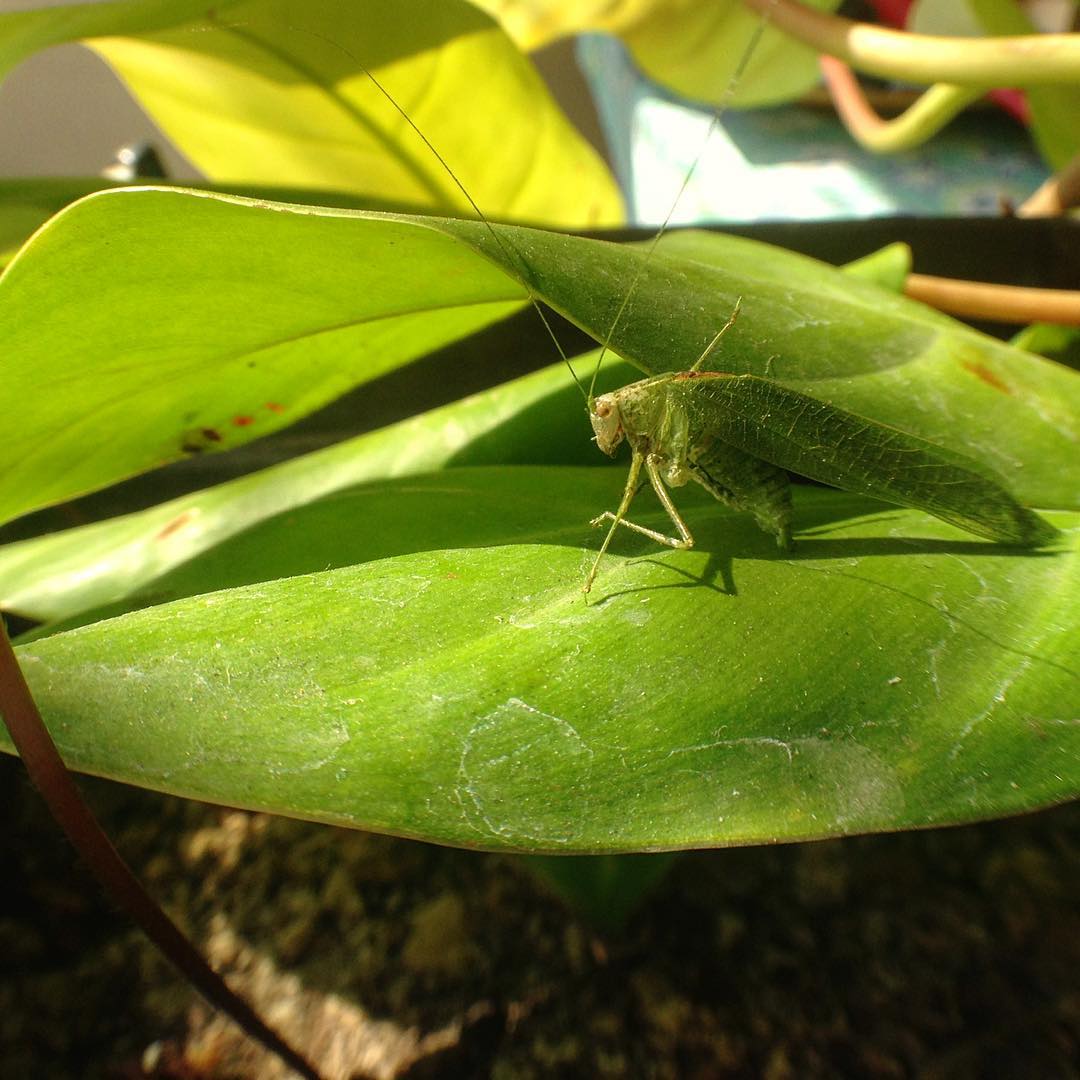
[180,427,224,454]
[155,511,196,541]
[265,402,285,414]
[232,415,254,427]
[963,361,1012,394]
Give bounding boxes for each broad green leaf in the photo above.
[2,187,1077,527]
[0,243,912,624]
[473,0,842,108]
[0,0,226,79]
[0,189,526,525]
[5,470,1077,851]
[0,356,632,622]
[838,241,910,292]
[84,0,622,225]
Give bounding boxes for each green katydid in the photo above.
[352,11,1056,596]
[582,299,1056,593]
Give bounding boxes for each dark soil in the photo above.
[2,754,1077,1079]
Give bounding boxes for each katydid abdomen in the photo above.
[688,437,793,549]
[669,371,1057,548]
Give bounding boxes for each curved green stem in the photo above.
[820,56,985,153]
[967,0,1080,171]
[742,0,1080,86]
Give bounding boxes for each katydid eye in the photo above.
[596,403,611,418]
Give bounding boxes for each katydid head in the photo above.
[589,393,624,456]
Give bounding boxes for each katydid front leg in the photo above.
[585,452,694,594]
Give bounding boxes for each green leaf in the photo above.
[0,189,527,525]
[0,355,630,623]
[473,0,843,109]
[2,0,622,225]
[0,0,225,79]
[2,187,1076,531]
[839,242,911,292]
[6,471,1077,852]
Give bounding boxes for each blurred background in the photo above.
[1,0,1061,224]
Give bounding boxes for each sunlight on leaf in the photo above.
[1,187,1076,528]
[5,473,1077,851]
[0,0,623,225]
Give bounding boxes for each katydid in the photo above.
[583,302,1057,593]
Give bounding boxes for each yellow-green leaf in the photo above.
[475,0,842,108]
[0,0,624,227]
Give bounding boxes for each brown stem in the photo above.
[819,55,983,153]
[1018,150,1080,216]
[0,621,324,1080]
[904,275,1080,326]
[819,54,886,139]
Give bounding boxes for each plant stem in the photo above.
[742,0,1080,85]
[0,621,325,1080]
[819,55,984,153]
[905,275,1080,326]
[1018,150,1080,215]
